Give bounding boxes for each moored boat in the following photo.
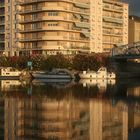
[32,69,74,79]
[0,67,21,80]
[79,67,116,79]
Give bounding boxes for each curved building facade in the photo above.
[0,0,128,56]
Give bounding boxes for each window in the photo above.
[32,23,37,29]
[32,42,38,48]
[48,12,58,16]
[48,23,58,26]
[32,14,37,20]
[32,4,38,10]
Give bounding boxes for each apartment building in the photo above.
[102,0,128,52]
[129,16,140,44]
[15,0,90,56]
[0,0,128,56]
[0,0,5,54]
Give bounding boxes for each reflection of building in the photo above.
[128,86,140,97]
[128,104,140,132]
[0,0,128,56]
[0,80,22,91]
[0,98,4,139]
[0,93,133,140]
[90,99,128,140]
[79,79,115,93]
[5,96,89,140]
[127,86,140,131]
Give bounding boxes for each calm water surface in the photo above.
[0,79,140,140]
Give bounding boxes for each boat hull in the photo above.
[32,78,72,83]
[79,73,116,79]
[32,73,72,79]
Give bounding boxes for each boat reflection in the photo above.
[0,92,139,140]
[0,80,139,139]
[32,79,75,89]
[79,79,115,93]
[0,80,25,91]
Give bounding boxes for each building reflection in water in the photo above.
[0,80,139,140]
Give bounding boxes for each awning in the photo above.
[81,15,89,20]
[75,22,90,29]
[73,14,81,19]
[74,3,90,9]
[81,32,90,38]
[103,17,123,24]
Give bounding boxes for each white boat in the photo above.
[79,67,116,79]
[0,67,21,79]
[32,69,74,79]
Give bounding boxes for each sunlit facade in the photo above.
[0,0,5,54]
[129,16,140,44]
[0,0,128,56]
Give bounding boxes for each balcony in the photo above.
[17,37,42,42]
[103,23,123,29]
[0,3,5,8]
[0,21,5,25]
[16,26,70,32]
[74,22,90,29]
[16,6,89,15]
[103,4,123,13]
[103,0,123,6]
[103,16,123,24]
[16,0,90,8]
[16,16,82,24]
[103,30,123,36]
[0,39,5,43]
[0,30,5,34]
[0,13,4,17]
[103,41,123,45]
[16,27,45,33]
[74,3,89,9]
[42,36,64,40]
[17,36,89,42]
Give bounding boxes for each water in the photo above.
[0,79,140,140]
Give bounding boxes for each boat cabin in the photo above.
[0,67,21,77]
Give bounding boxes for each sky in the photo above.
[122,0,140,16]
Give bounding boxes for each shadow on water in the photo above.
[0,79,140,139]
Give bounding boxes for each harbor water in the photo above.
[0,79,140,140]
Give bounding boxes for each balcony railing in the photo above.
[0,3,5,8]
[103,16,123,24]
[0,21,5,24]
[16,15,87,24]
[103,4,123,12]
[16,0,90,7]
[17,36,89,42]
[16,6,89,15]
[0,39,5,42]
[103,30,123,36]
[0,30,5,34]
[0,13,4,16]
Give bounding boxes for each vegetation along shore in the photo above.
[0,53,109,71]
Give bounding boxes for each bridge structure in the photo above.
[109,41,140,78]
[111,41,140,59]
